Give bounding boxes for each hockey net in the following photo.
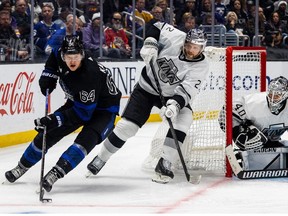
[142,46,266,177]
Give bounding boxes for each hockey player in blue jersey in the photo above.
[5,35,122,192]
[86,21,209,184]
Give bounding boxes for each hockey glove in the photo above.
[39,75,58,96]
[140,37,158,65]
[165,99,180,120]
[34,113,63,132]
[233,123,268,151]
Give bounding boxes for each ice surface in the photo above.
[0,122,287,215]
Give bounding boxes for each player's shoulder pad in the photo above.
[153,21,166,30]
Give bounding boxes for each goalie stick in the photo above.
[149,59,201,184]
[39,89,52,203]
[226,145,288,179]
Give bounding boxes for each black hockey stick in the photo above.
[39,89,52,203]
[149,59,201,184]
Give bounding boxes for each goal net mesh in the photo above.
[142,46,266,176]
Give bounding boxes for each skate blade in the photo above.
[1,180,11,185]
[152,173,172,184]
[189,174,202,184]
[85,171,93,178]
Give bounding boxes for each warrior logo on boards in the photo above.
[157,58,180,85]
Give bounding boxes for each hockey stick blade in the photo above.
[189,174,202,184]
[39,189,52,203]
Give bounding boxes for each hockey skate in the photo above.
[152,157,174,184]
[86,155,106,177]
[42,167,62,192]
[5,163,29,183]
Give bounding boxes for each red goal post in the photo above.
[142,46,267,178]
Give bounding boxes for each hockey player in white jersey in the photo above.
[86,21,209,183]
[232,76,288,171]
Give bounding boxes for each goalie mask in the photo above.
[183,29,207,60]
[267,76,288,114]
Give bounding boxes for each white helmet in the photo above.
[267,76,288,114]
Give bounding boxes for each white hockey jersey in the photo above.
[233,92,288,141]
[138,22,209,108]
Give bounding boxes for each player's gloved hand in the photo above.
[233,122,267,151]
[34,113,63,132]
[165,99,180,120]
[140,37,158,65]
[39,75,58,96]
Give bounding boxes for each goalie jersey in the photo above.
[138,22,209,109]
[233,92,288,143]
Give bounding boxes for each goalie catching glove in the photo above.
[165,99,180,120]
[34,113,63,132]
[140,37,158,65]
[233,122,268,151]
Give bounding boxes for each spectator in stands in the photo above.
[215,0,227,24]
[175,0,198,27]
[229,0,249,36]
[144,5,163,36]
[276,1,288,25]
[264,11,288,48]
[80,1,99,23]
[34,4,62,55]
[103,0,129,26]
[178,12,197,33]
[53,6,72,28]
[0,0,17,29]
[37,0,60,20]
[225,11,244,34]
[0,10,29,61]
[82,12,118,59]
[125,0,153,49]
[150,5,164,22]
[45,14,82,55]
[12,0,31,42]
[104,12,131,59]
[259,0,274,21]
[155,0,174,24]
[246,6,266,45]
[199,0,223,26]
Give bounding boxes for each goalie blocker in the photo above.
[226,145,288,179]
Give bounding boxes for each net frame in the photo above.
[142,46,267,177]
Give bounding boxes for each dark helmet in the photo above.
[61,35,84,55]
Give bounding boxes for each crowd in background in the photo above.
[0,0,288,62]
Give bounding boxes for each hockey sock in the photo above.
[98,133,123,162]
[20,142,42,168]
[58,143,87,174]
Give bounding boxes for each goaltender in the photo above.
[232,76,288,172]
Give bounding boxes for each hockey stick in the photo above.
[149,59,201,184]
[39,89,52,203]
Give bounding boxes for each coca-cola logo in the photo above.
[0,72,35,116]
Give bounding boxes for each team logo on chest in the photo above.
[157,58,180,84]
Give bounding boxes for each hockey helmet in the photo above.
[267,76,288,114]
[185,28,207,49]
[61,35,84,56]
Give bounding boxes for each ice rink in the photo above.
[1,122,288,215]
